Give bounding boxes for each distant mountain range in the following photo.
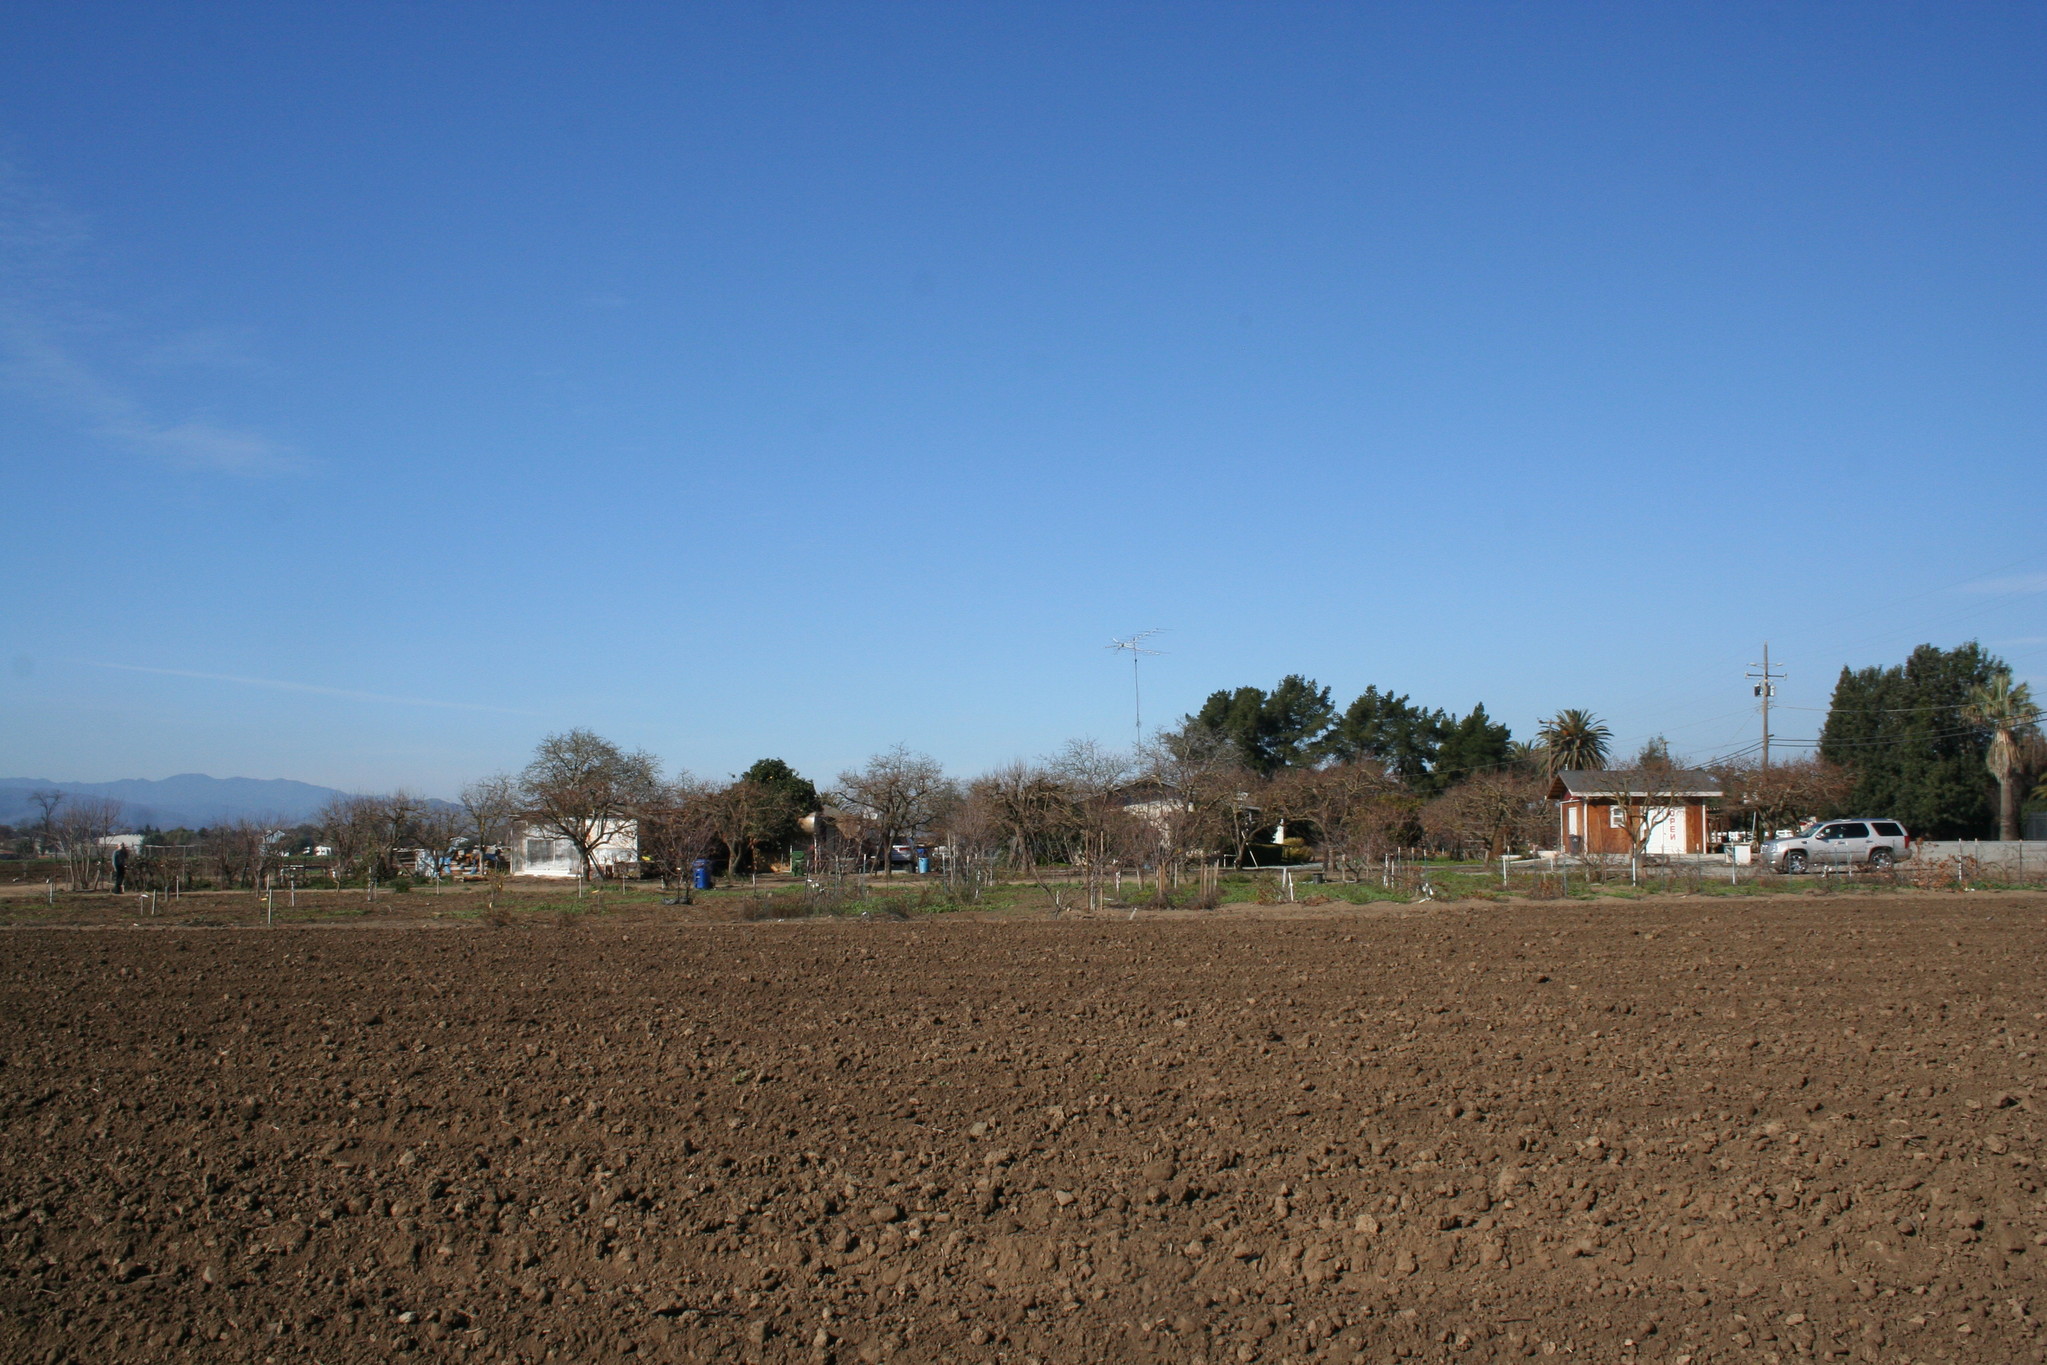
[0,774,390,830]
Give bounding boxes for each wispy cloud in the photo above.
[0,163,303,477]
[118,418,301,476]
[0,311,305,474]
[142,325,272,373]
[84,661,534,715]
[1961,572,2047,595]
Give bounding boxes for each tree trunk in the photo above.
[2000,770,2020,841]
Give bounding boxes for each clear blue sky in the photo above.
[3,2,2043,795]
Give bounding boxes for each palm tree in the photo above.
[1963,670,2041,841]
[1537,709,1613,775]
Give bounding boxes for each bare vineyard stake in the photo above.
[46,879,53,905]
[1501,855,1509,888]
[266,889,273,926]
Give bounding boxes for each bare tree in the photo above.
[708,777,772,876]
[964,761,1090,912]
[377,791,432,871]
[1048,739,1137,910]
[318,793,391,883]
[834,745,952,877]
[207,818,280,889]
[412,803,462,877]
[932,782,1002,901]
[1269,762,1415,878]
[975,761,1077,872]
[28,789,64,856]
[1716,757,1854,838]
[640,776,720,891]
[310,793,433,881]
[519,729,663,878]
[1420,771,1549,860]
[1131,729,1253,899]
[1577,766,1713,871]
[460,773,519,845]
[54,797,120,891]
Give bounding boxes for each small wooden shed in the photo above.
[1546,769,1722,856]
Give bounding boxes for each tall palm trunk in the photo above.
[1994,752,2020,842]
[1966,672,2039,842]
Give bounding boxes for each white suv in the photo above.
[1762,819,1911,873]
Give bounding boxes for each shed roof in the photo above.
[1546,769,1723,800]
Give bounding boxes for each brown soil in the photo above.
[3,895,2044,1364]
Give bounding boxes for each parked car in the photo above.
[1761,819,1911,873]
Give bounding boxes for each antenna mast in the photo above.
[1106,630,1166,736]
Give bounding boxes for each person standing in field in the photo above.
[111,842,127,894]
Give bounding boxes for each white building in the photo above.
[510,820,639,878]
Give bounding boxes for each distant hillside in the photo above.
[0,775,350,830]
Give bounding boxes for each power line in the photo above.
[1768,724,1989,750]
[1780,702,1986,715]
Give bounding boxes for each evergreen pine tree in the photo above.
[1818,643,1999,838]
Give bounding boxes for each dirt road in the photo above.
[3,894,2043,1363]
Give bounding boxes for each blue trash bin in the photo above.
[691,859,711,890]
[916,855,930,875]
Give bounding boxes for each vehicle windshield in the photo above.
[1795,820,1822,837]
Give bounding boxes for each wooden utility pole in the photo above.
[1748,644,1784,768]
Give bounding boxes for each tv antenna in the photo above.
[1107,629,1166,736]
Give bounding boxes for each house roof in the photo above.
[1546,769,1723,800]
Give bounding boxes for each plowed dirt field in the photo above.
[4,894,2045,1364]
